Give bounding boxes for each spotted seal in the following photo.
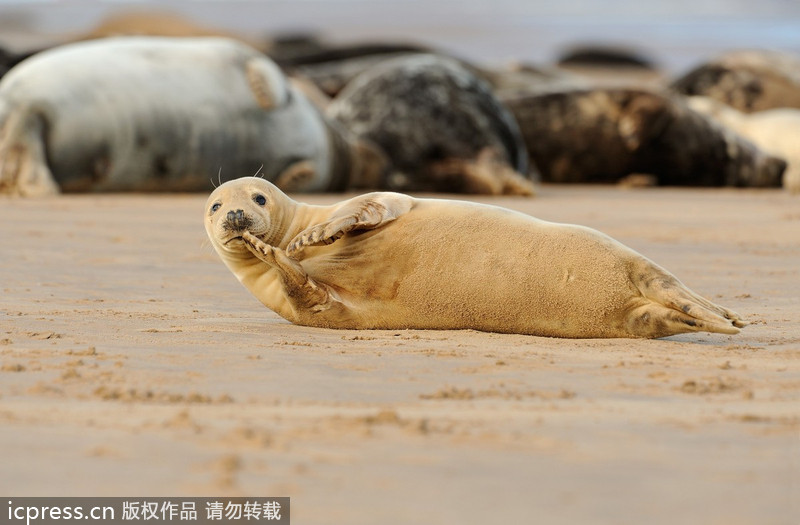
[687,96,800,193]
[502,87,786,186]
[327,54,537,195]
[671,50,800,113]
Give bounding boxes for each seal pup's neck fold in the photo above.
[271,200,328,250]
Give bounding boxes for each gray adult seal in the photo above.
[502,87,786,186]
[276,41,432,97]
[0,36,352,196]
[671,50,800,113]
[328,54,537,195]
[688,96,800,193]
[205,176,746,339]
[558,45,655,70]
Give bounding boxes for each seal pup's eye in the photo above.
[253,194,267,206]
[210,202,221,214]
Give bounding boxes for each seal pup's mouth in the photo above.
[222,230,267,246]
[224,235,244,245]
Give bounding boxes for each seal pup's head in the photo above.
[205,176,295,258]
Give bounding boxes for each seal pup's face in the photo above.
[205,177,286,256]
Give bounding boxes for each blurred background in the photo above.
[1,0,799,73]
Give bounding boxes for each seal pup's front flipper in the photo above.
[286,192,414,255]
[242,231,344,314]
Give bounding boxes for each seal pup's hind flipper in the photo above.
[625,260,746,337]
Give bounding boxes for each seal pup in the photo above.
[688,96,800,193]
[204,177,745,339]
[0,36,352,196]
[327,54,537,195]
[502,87,786,186]
[672,50,800,113]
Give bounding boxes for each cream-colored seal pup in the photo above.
[205,177,746,339]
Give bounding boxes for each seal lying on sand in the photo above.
[327,54,537,195]
[557,45,657,70]
[688,96,800,193]
[501,87,785,186]
[288,52,423,99]
[277,41,432,96]
[205,177,745,339]
[672,50,800,113]
[0,36,351,196]
[0,45,37,81]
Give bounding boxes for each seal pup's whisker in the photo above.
[253,164,265,179]
[217,167,223,187]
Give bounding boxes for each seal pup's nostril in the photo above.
[224,209,253,232]
[226,209,243,223]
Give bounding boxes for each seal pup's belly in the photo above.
[299,200,641,337]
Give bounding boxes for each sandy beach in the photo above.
[1,1,799,521]
[0,185,797,523]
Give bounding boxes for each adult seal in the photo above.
[687,96,800,193]
[502,87,786,186]
[205,177,746,339]
[0,36,352,196]
[327,54,537,195]
[671,50,800,113]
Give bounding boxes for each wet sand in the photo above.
[0,186,798,524]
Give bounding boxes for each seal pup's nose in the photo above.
[224,209,253,231]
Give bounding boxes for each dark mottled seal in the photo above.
[502,87,786,186]
[205,176,746,338]
[688,96,800,193]
[671,50,800,113]
[328,54,537,195]
[275,41,433,97]
[0,36,352,196]
[557,44,657,70]
[288,52,424,99]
